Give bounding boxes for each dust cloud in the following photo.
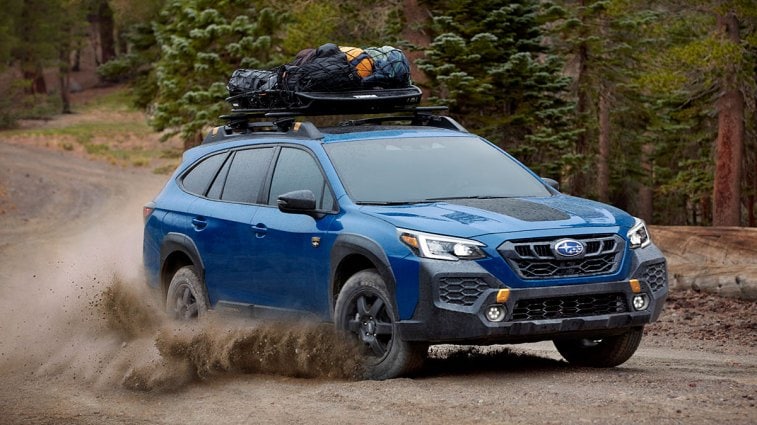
[102,278,363,391]
[0,174,361,394]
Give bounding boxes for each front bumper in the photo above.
[398,247,668,344]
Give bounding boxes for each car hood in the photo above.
[359,195,635,238]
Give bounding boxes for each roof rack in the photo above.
[221,86,423,122]
[211,85,468,141]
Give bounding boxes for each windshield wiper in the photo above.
[424,195,510,201]
[357,196,510,206]
[355,200,432,206]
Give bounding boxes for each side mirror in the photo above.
[277,190,317,214]
[542,177,560,191]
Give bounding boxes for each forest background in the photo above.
[0,0,755,227]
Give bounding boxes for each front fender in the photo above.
[329,234,398,316]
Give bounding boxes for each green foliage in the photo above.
[150,0,287,143]
[0,0,23,68]
[98,0,406,145]
[97,53,141,82]
[278,0,403,56]
[282,2,339,54]
[418,0,578,177]
[1,0,754,225]
[547,0,756,223]
[99,21,164,109]
[11,0,60,69]
[632,2,755,224]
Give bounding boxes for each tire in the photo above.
[335,269,426,380]
[553,326,644,367]
[165,266,208,321]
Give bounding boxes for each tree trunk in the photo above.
[59,73,71,113]
[638,143,654,223]
[89,20,102,65]
[568,38,590,197]
[59,37,71,114]
[597,85,610,203]
[401,0,431,88]
[72,44,81,72]
[712,12,744,227]
[184,132,203,151]
[566,0,594,198]
[98,0,116,63]
[22,65,47,95]
[596,14,612,203]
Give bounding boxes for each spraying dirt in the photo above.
[96,277,363,392]
[0,141,755,425]
[0,142,361,394]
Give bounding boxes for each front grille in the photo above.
[438,277,490,306]
[499,235,624,279]
[511,293,628,321]
[643,262,667,292]
[512,254,618,279]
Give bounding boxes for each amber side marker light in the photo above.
[400,233,419,249]
[629,279,641,293]
[496,288,511,303]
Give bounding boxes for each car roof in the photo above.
[181,123,473,166]
[320,125,471,143]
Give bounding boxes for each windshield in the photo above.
[325,136,551,204]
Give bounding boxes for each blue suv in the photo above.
[143,106,667,379]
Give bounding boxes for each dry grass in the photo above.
[1,86,182,174]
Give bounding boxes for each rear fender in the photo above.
[160,233,208,304]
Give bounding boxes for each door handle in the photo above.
[251,223,267,237]
[191,217,207,231]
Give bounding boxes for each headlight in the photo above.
[398,228,486,261]
[627,218,651,249]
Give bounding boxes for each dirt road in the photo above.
[0,142,755,425]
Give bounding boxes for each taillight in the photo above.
[143,202,156,222]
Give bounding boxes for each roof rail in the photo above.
[202,120,323,144]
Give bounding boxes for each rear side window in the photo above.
[268,147,334,210]
[206,155,232,200]
[181,153,227,196]
[221,147,275,203]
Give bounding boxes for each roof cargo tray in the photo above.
[222,86,423,120]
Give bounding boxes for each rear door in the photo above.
[189,147,275,305]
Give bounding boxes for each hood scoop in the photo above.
[446,198,570,222]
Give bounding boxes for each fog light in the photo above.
[485,304,506,322]
[632,294,649,311]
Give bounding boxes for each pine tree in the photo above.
[546,0,661,207]
[417,0,579,179]
[150,0,287,148]
[635,1,756,226]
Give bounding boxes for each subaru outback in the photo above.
[143,106,667,379]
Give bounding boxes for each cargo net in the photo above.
[226,43,411,110]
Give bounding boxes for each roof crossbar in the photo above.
[336,109,468,133]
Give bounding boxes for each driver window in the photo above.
[268,148,334,210]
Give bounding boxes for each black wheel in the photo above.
[553,327,644,367]
[335,269,426,380]
[165,266,208,321]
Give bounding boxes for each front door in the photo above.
[248,147,338,317]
